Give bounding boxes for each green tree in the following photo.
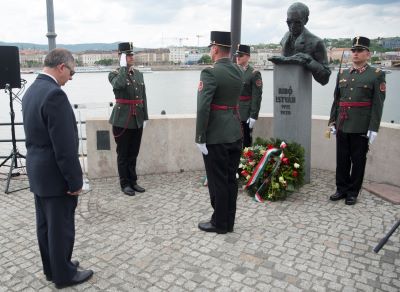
[370,56,380,64]
[25,60,42,68]
[95,59,113,66]
[198,54,212,64]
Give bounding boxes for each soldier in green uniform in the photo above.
[109,42,149,196]
[196,31,243,234]
[329,36,386,205]
[235,44,263,147]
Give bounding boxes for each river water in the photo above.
[0,69,398,156]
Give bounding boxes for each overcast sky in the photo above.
[1,0,399,48]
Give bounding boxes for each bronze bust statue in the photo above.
[269,2,331,85]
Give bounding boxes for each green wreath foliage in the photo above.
[239,137,305,201]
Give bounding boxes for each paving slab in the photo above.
[363,183,400,204]
[0,169,399,291]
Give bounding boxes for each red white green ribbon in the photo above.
[245,147,281,189]
[247,141,287,203]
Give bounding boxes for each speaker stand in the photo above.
[0,86,28,194]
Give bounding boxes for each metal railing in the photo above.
[0,102,114,159]
[0,121,87,159]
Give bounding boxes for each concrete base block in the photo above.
[273,64,312,183]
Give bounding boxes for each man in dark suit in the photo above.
[196,31,243,234]
[109,42,149,196]
[329,37,386,205]
[269,2,331,85]
[22,48,93,288]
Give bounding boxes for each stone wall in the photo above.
[86,114,400,186]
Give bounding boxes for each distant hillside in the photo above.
[0,41,141,52]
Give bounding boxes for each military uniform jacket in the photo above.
[109,67,149,129]
[329,65,386,133]
[195,58,243,144]
[238,65,263,122]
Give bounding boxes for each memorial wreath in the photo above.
[239,137,305,202]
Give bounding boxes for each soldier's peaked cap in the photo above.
[208,31,231,48]
[236,44,250,55]
[352,36,370,51]
[118,42,134,54]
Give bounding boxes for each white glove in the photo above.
[196,143,208,155]
[143,120,147,128]
[82,177,91,191]
[330,126,336,135]
[367,130,377,144]
[247,118,256,129]
[119,53,127,67]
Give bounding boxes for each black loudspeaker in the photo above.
[0,46,21,89]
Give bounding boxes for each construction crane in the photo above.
[196,35,204,47]
[178,37,189,47]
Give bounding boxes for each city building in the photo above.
[185,50,203,65]
[134,49,170,66]
[169,47,186,65]
[76,51,117,66]
[19,50,46,67]
[251,49,280,68]
[381,37,400,50]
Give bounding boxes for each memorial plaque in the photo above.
[96,130,110,150]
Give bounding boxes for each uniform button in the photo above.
[349,97,351,100]
[352,78,354,81]
[348,107,351,109]
[136,96,139,98]
[135,88,138,90]
[350,88,353,91]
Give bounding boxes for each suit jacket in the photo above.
[22,74,83,197]
[281,28,331,85]
[238,65,263,122]
[195,58,243,144]
[329,65,386,133]
[109,67,149,129]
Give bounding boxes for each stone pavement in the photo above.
[0,169,399,292]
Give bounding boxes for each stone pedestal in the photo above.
[273,64,311,183]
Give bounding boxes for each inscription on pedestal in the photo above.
[276,86,296,116]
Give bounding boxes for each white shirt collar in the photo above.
[40,71,59,85]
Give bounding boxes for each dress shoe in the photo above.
[46,260,80,281]
[329,191,346,201]
[55,269,93,289]
[132,184,145,193]
[121,186,135,196]
[198,221,227,234]
[345,195,357,205]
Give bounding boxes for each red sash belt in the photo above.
[210,104,239,111]
[339,101,372,107]
[116,99,143,115]
[210,103,242,135]
[116,99,143,105]
[239,95,252,101]
[338,101,371,130]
